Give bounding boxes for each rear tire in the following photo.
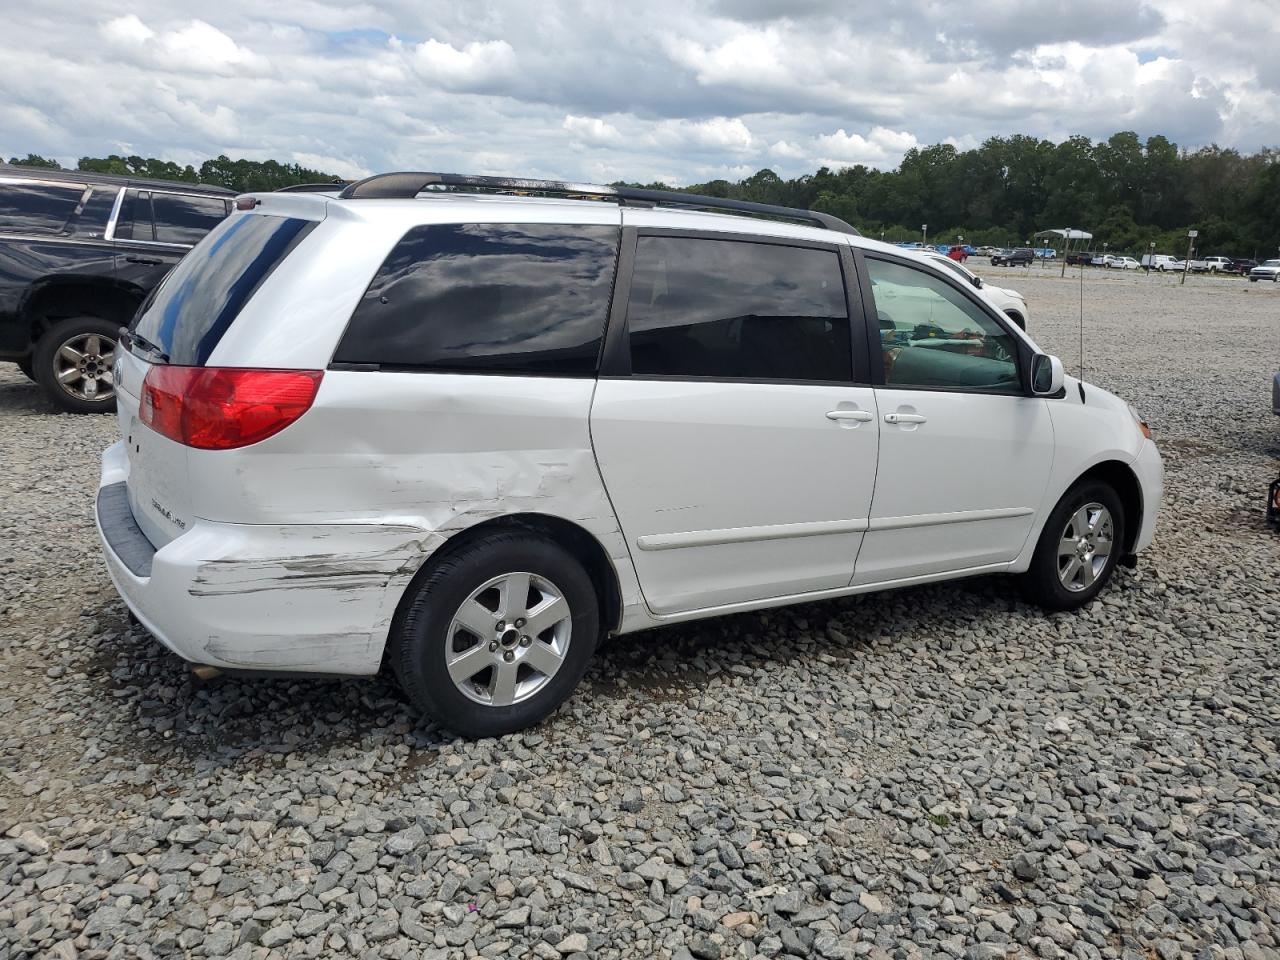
[392,533,600,738]
[16,357,35,381]
[1020,481,1125,611]
[33,316,120,413]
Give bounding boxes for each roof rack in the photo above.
[334,172,860,236]
[275,181,348,193]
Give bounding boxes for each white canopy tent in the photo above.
[1034,228,1093,241]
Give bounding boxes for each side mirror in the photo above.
[971,276,983,289]
[1031,353,1064,395]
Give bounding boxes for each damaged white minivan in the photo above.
[97,173,1162,737]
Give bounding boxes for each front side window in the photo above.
[626,236,851,381]
[334,223,619,375]
[0,181,85,234]
[866,257,1019,393]
[152,193,231,245]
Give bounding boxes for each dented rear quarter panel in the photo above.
[178,372,644,669]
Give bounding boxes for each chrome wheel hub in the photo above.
[445,572,572,707]
[53,333,116,402]
[1057,502,1114,592]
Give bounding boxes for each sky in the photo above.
[1,0,1276,185]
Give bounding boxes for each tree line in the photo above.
[9,130,1280,257]
[5,153,341,195]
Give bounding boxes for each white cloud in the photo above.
[101,15,154,45]
[410,38,517,91]
[813,127,919,169]
[563,115,622,146]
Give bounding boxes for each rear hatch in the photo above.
[117,208,320,549]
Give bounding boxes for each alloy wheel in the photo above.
[1057,502,1114,592]
[445,571,572,706]
[52,333,115,403]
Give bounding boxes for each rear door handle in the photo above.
[125,256,163,265]
[884,412,927,424]
[826,409,874,422]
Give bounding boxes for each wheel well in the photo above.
[22,281,142,349]
[387,513,623,658]
[1076,460,1142,554]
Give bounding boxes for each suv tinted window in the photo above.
[131,213,316,365]
[626,236,850,381]
[152,193,230,244]
[867,257,1019,393]
[0,181,85,234]
[334,223,619,375]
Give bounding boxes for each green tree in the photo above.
[7,153,61,169]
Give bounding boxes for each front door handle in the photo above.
[125,256,163,265]
[884,412,928,424]
[826,409,874,422]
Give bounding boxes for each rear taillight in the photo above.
[140,367,323,450]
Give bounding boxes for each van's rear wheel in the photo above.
[1020,481,1125,610]
[33,317,119,413]
[392,533,599,738]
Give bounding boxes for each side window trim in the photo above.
[861,249,1031,394]
[600,227,867,386]
[115,190,229,249]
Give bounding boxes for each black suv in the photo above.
[991,247,1034,267]
[0,165,232,412]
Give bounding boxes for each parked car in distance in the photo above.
[946,245,968,262]
[1189,255,1232,273]
[1228,258,1258,275]
[991,247,1034,267]
[95,172,1163,737]
[0,165,233,412]
[1249,259,1280,282]
[918,248,1030,329]
[1109,256,1141,270]
[1140,254,1182,272]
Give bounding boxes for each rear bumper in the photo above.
[96,441,422,675]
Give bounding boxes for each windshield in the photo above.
[131,213,315,365]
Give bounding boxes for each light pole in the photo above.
[1147,241,1155,280]
[1182,229,1197,286]
[922,223,927,248]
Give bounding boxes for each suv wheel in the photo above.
[392,533,600,738]
[1020,481,1125,611]
[16,357,36,382]
[34,317,120,413]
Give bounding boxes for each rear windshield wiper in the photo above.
[126,331,170,364]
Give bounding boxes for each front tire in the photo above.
[1020,481,1125,610]
[16,357,36,381]
[392,533,600,738]
[33,317,120,413]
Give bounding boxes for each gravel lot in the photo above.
[2,268,1278,960]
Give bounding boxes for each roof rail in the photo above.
[335,172,860,236]
[275,181,348,193]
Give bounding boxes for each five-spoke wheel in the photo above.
[392,533,599,738]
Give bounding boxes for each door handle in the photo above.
[125,256,163,265]
[884,412,927,424]
[826,409,874,422]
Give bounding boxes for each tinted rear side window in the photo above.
[152,193,230,244]
[0,181,86,234]
[334,223,619,375]
[626,236,851,381]
[131,213,315,365]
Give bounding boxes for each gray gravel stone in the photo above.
[0,276,1277,960]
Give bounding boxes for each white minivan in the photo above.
[97,173,1162,737]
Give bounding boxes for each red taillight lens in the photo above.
[140,367,323,450]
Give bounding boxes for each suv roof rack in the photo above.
[334,172,860,236]
[275,181,348,193]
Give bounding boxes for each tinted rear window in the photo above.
[333,223,619,375]
[626,236,851,381]
[152,193,230,244]
[131,213,315,365]
[0,181,85,234]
